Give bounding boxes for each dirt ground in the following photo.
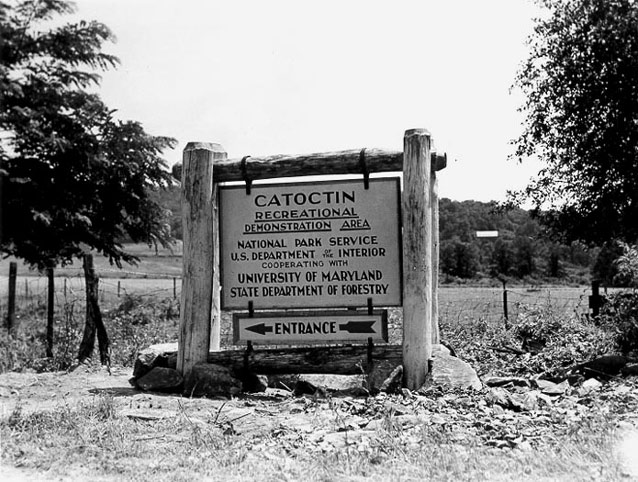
[2,363,638,481]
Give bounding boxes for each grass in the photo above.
[0,391,628,481]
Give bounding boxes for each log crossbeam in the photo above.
[212,148,446,183]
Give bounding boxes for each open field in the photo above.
[0,242,184,280]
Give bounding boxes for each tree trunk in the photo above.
[46,266,54,358]
[78,254,110,365]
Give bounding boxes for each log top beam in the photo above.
[211,148,446,183]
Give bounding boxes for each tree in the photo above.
[511,0,638,245]
[591,241,624,285]
[545,244,565,278]
[441,238,480,279]
[490,239,514,277]
[513,236,536,277]
[0,0,176,363]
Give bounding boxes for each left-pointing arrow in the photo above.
[245,323,273,335]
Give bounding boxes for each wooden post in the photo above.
[46,267,54,358]
[502,280,509,329]
[177,142,226,380]
[589,280,602,318]
[431,167,440,346]
[402,128,432,390]
[7,262,17,333]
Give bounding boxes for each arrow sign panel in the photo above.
[233,310,388,345]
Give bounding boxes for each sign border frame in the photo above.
[232,309,389,344]
[219,177,403,311]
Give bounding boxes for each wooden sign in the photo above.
[476,230,498,238]
[219,178,402,310]
[233,310,388,344]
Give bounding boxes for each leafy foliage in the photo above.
[599,291,638,355]
[591,241,625,285]
[440,238,480,278]
[444,299,614,378]
[0,0,177,270]
[108,294,179,367]
[613,243,638,287]
[510,0,638,244]
[436,198,594,281]
[0,293,179,373]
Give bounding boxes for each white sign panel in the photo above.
[233,310,388,344]
[220,178,402,309]
[476,231,499,238]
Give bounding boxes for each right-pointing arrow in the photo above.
[339,320,376,334]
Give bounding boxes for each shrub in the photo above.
[510,302,614,376]
[599,290,638,356]
[108,294,179,367]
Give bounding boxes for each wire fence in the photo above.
[0,264,600,329]
[438,286,595,328]
[0,271,181,319]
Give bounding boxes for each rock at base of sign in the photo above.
[484,376,531,388]
[185,363,242,398]
[132,342,179,381]
[428,351,482,391]
[364,360,403,394]
[136,367,183,393]
[234,368,268,393]
[377,365,403,394]
[275,374,368,397]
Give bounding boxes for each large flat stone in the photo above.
[429,352,482,390]
[132,342,178,380]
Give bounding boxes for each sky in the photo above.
[69,0,543,202]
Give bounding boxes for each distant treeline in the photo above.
[438,199,595,283]
[158,185,616,284]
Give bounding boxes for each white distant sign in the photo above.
[476,231,499,238]
[233,310,388,344]
[219,178,402,310]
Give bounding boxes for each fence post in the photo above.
[46,267,54,358]
[402,128,432,390]
[502,280,509,329]
[7,262,17,333]
[177,142,226,381]
[430,165,440,346]
[589,280,602,318]
[173,277,177,300]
